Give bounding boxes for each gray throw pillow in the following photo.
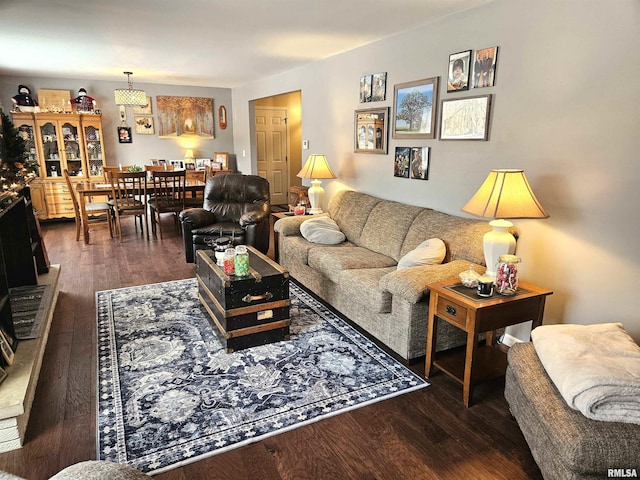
[300,217,346,244]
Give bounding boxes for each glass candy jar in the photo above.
[234,245,250,277]
[495,254,521,295]
[459,264,481,288]
[223,247,236,275]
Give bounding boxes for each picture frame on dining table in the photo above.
[195,158,210,170]
[213,152,229,169]
[169,160,185,170]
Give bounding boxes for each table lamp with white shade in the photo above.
[461,169,549,277]
[296,154,337,214]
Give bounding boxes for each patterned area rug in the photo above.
[97,279,427,474]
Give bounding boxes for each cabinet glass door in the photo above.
[17,123,40,174]
[84,124,104,177]
[61,122,83,177]
[39,122,61,178]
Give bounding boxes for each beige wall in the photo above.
[232,0,640,341]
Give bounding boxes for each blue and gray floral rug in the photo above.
[96,278,427,474]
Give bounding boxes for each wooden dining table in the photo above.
[75,179,206,244]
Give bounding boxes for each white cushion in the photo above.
[300,216,346,244]
[397,238,446,269]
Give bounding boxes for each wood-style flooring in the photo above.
[0,216,543,479]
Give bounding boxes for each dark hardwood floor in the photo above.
[0,217,542,479]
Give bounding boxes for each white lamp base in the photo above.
[307,179,325,214]
[483,219,516,278]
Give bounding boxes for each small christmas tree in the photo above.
[1,109,39,189]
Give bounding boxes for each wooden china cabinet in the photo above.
[12,112,107,220]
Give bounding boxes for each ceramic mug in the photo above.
[477,276,494,297]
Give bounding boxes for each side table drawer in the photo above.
[436,298,467,328]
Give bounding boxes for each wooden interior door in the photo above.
[255,107,288,206]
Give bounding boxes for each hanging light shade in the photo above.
[114,71,147,106]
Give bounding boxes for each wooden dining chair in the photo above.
[144,164,174,172]
[63,169,113,242]
[108,170,149,240]
[102,166,123,181]
[148,170,186,239]
[183,169,206,209]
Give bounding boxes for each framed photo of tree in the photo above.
[392,77,439,139]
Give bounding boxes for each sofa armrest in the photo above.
[240,209,268,227]
[180,208,217,229]
[273,214,329,236]
[379,260,485,304]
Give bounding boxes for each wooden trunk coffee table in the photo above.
[196,246,291,352]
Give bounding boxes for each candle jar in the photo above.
[234,245,250,277]
[495,254,520,295]
[212,236,231,267]
[294,202,306,215]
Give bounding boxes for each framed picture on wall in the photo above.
[447,50,471,92]
[410,147,430,180]
[394,147,410,178]
[133,96,153,115]
[392,77,439,139]
[117,126,132,144]
[134,116,154,135]
[359,75,372,103]
[440,94,492,140]
[354,107,389,154]
[472,46,499,88]
[372,72,387,102]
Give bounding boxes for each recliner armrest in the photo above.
[239,209,268,227]
[179,208,217,228]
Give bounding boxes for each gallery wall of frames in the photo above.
[356,47,498,180]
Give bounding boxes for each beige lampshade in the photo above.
[297,154,337,180]
[114,72,147,106]
[462,169,549,219]
[184,149,195,161]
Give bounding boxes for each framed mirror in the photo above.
[354,107,389,154]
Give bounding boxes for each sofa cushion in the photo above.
[281,235,355,266]
[327,190,381,244]
[308,246,397,283]
[402,209,489,265]
[300,216,346,244]
[358,200,422,261]
[397,238,446,269]
[337,267,396,314]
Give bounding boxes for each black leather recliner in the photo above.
[179,174,270,263]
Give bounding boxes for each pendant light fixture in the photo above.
[114,71,147,106]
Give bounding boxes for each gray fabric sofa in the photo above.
[274,190,490,361]
[505,342,640,480]
[0,460,151,479]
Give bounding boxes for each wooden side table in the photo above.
[425,278,553,407]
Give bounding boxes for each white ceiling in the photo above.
[1,0,491,88]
